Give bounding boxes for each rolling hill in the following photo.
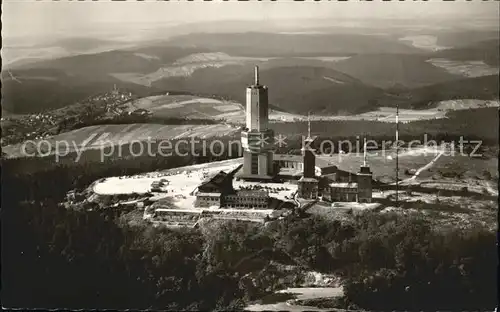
[403,74,500,109]
[2,123,240,159]
[165,32,424,56]
[3,37,136,69]
[1,67,159,114]
[3,30,499,116]
[34,37,127,53]
[433,30,499,50]
[329,53,459,88]
[151,65,387,114]
[13,47,210,76]
[431,39,500,66]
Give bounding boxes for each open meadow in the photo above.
[110,52,275,86]
[2,123,240,158]
[119,93,308,123]
[92,158,298,210]
[120,94,246,121]
[120,93,499,124]
[427,58,499,78]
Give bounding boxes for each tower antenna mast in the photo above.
[395,103,399,207]
[307,111,311,140]
[363,137,367,167]
[254,65,259,86]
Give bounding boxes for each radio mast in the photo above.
[395,104,399,207]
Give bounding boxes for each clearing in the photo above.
[427,58,499,78]
[273,100,499,123]
[2,123,239,158]
[92,158,297,210]
[398,35,450,51]
[119,93,304,123]
[110,52,274,86]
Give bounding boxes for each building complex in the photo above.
[194,66,373,209]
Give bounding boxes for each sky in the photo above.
[3,0,499,39]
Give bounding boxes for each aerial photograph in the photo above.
[1,0,499,310]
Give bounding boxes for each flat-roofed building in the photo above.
[327,182,359,202]
[195,192,222,207]
[222,190,270,209]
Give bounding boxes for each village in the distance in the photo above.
[2,1,499,311]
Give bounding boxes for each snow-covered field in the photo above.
[427,58,499,78]
[398,35,450,51]
[280,106,445,123]
[435,99,499,110]
[111,52,274,86]
[94,158,243,207]
[271,100,499,124]
[398,146,445,157]
[93,158,296,210]
[3,123,240,158]
[296,56,351,62]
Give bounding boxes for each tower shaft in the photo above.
[240,66,275,180]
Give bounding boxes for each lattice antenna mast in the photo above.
[363,137,367,167]
[307,111,311,140]
[396,103,400,207]
[254,65,259,85]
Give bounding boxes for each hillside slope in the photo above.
[166,32,424,56]
[431,39,499,66]
[4,35,498,116]
[405,75,500,109]
[152,65,387,114]
[14,47,210,76]
[2,123,240,159]
[330,54,458,88]
[1,68,159,114]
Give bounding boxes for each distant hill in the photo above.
[14,47,210,76]
[329,53,458,88]
[151,65,387,114]
[434,30,499,49]
[3,37,136,70]
[35,37,125,53]
[4,33,499,116]
[166,32,424,56]
[388,75,500,109]
[1,68,158,114]
[431,39,500,66]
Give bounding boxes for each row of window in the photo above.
[331,188,357,193]
[251,154,259,174]
[278,161,303,169]
[198,197,219,202]
[223,204,268,209]
[332,195,358,201]
[226,196,267,203]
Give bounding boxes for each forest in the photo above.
[271,107,499,147]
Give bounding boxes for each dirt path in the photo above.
[484,183,498,196]
[398,151,445,185]
[246,287,344,312]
